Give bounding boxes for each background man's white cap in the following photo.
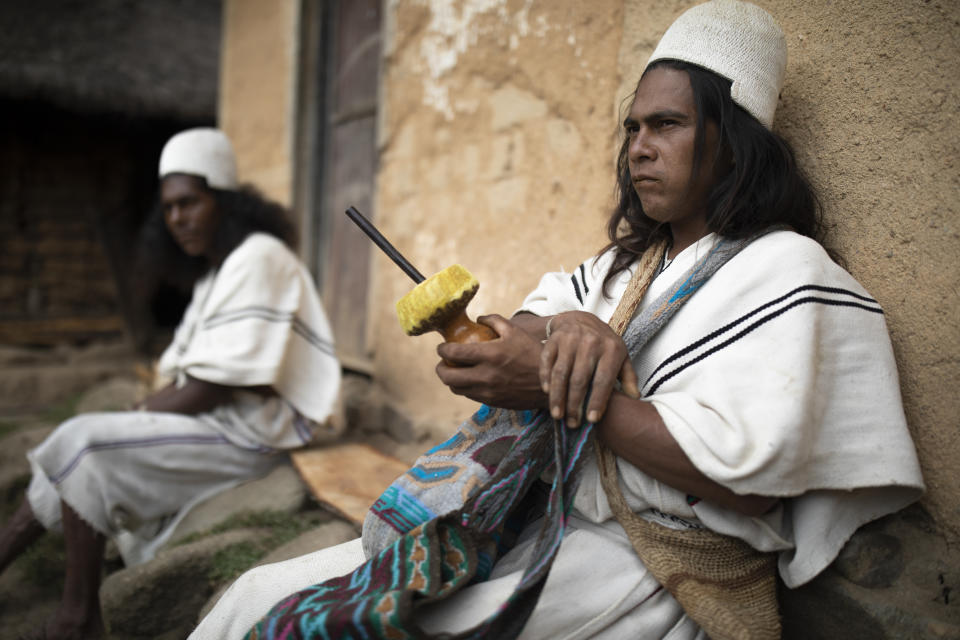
[645,0,787,129]
[158,127,238,190]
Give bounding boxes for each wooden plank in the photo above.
[291,442,409,525]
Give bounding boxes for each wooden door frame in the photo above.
[293,0,382,374]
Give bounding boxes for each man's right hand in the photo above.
[436,314,547,410]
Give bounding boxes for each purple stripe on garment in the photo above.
[292,412,314,444]
[49,433,237,485]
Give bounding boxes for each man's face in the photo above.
[161,174,222,258]
[625,66,725,237]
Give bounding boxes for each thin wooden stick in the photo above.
[345,206,425,283]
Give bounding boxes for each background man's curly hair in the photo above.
[137,179,298,293]
[602,59,826,293]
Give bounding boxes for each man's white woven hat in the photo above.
[645,0,787,129]
[158,128,238,190]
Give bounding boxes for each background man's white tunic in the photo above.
[27,233,340,566]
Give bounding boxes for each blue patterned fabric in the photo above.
[246,410,592,640]
[362,405,539,558]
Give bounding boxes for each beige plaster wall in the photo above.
[373,0,626,435]
[767,0,958,542]
[620,0,959,541]
[219,0,298,205]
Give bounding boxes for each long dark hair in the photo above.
[137,178,298,294]
[603,59,825,292]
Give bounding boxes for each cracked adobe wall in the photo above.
[373,0,626,436]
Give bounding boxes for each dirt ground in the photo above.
[0,555,64,637]
[0,415,68,637]
[0,341,427,639]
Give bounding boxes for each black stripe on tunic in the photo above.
[571,274,583,305]
[642,285,882,396]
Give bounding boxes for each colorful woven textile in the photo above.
[246,409,592,640]
[361,405,541,560]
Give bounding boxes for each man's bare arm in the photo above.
[597,392,779,517]
[510,311,551,339]
[137,376,237,415]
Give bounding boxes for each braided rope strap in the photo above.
[598,234,781,640]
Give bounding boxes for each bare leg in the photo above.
[42,501,106,640]
[0,498,45,575]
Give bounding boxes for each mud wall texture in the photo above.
[743,0,959,539]
[374,0,959,544]
[373,0,626,434]
[219,0,298,205]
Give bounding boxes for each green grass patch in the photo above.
[1,475,31,521]
[17,533,67,595]
[209,542,264,583]
[43,392,84,424]
[0,420,20,439]
[173,509,336,583]
[176,509,332,549]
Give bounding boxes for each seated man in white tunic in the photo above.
[191,2,923,639]
[0,128,342,640]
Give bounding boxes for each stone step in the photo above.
[196,520,359,624]
[101,528,271,639]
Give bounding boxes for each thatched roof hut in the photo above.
[0,0,221,120]
[0,0,222,348]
